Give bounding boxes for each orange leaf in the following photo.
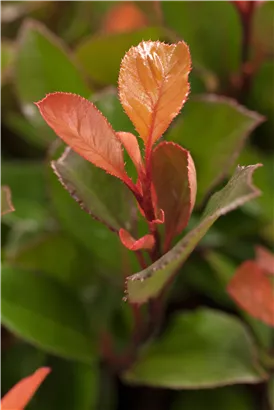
[227,261,274,327]
[119,228,155,251]
[36,93,126,180]
[118,41,191,148]
[1,367,50,410]
[102,1,147,34]
[116,131,143,172]
[151,142,196,250]
[255,246,274,275]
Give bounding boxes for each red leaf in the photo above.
[119,228,155,251]
[119,41,191,149]
[116,131,143,173]
[1,367,50,410]
[36,93,126,180]
[151,141,196,250]
[255,246,274,275]
[227,261,274,327]
[102,1,147,34]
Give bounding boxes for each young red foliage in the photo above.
[1,367,50,410]
[116,131,143,173]
[227,260,274,327]
[151,142,197,251]
[102,1,147,34]
[118,41,191,152]
[36,93,127,181]
[119,228,155,251]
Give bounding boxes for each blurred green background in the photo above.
[1,1,274,409]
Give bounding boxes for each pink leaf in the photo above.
[1,367,50,410]
[119,228,155,251]
[36,93,126,180]
[116,131,143,172]
[227,260,274,327]
[151,141,197,250]
[119,41,191,149]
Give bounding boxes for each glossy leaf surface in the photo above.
[126,164,261,304]
[152,142,196,249]
[124,309,265,388]
[52,147,134,232]
[36,93,126,180]
[2,266,95,363]
[119,40,191,146]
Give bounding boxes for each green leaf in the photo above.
[161,1,241,83]
[172,385,256,410]
[1,161,49,226]
[167,95,263,205]
[48,148,137,277]
[31,356,98,410]
[1,265,95,363]
[5,232,91,289]
[14,19,91,145]
[52,148,134,232]
[124,308,265,388]
[76,27,164,85]
[1,41,15,84]
[268,376,274,410]
[253,1,274,57]
[126,164,261,304]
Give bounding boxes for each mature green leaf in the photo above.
[124,308,265,388]
[48,148,137,277]
[52,148,134,232]
[167,95,263,205]
[32,356,98,410]
[253,1,274,57]
[76,27,163,85]
[1,41,15,84]
[5,232,91,288]
[14,19,91,145]
[161,1,241,83]
[1,266,95,363]
[126,164,261,304]
[172,385,256,410]
[1,161,49,226]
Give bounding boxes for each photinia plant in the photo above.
[35,40,263,363]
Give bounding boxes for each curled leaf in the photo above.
[227,261,274,327]
[119,41,191,148]
[116,131,143,172]
[1,367,50,410]
[1,185,15,215]
[152,142,196,250]
[119,228,155,251]
[35,93,126,180]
